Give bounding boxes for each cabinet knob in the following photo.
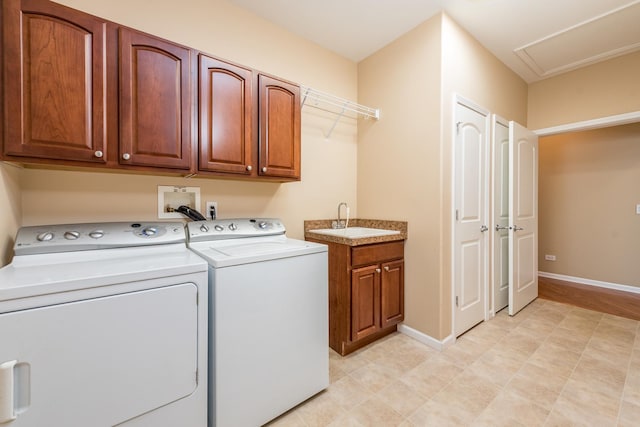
[384,266,390,272]
[375,268,381,273]
[122,153,131,160]
[262,167,267,173]
[246,165,252,171]
[94,150,103,158]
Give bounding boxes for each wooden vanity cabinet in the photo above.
[313,239,405,356]
[2,0,110,164]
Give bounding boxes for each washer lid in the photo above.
[188,235,327,268]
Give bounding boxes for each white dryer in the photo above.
[186,218,328,427]
[0,222,208,427]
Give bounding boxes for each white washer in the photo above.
[186,218,328,427]
[0,222,208,427]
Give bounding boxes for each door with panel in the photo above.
[453,100,490,336]
[118,28,192,170]
[508,121,539,315]
[198,55,254,175]
[1,0,109,163]
[492,116,510,313]
[351,265,381,341]
[258,75,301,180]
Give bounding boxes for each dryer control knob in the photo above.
[64,231,80,240]
[37,232,54,242]
[200,224,210,232]
[258,221,268,229]
[214,225,224,232]
[89,230,104,239]
[142,227,158,236]
[228,223,237,231]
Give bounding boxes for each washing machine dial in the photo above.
[37,232,54,242]
[258,221,268,229]
[64,231,80,240]
[214,225,224,232]
[228,223,237,231]
[200,224,210,232]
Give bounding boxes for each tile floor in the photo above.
[268,298,640,426]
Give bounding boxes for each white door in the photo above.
[453,100,489,336]
[508,121,538,315]
[492,116,510,313]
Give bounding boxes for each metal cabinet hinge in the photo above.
[455,296,459,307]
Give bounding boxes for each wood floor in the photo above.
[538,275,640,321]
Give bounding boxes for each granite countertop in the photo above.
[304,219,408,246]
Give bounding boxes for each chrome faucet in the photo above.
[334,202,349,229]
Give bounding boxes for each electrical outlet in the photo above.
[545,254,556,261]
[205,201,218,220]
[636,204,640,215]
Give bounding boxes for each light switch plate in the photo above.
[636,204,640,215]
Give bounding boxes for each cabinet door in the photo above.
[119,28,192,170]
[2,0,108,163]
[199,55,253,174]
[258,74,301,180]
[351,265,381,341]
[381,259,404,328]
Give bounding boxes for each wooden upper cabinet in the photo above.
[2,0,108,163]
[118,28,192,170]
[198,55,253,175]
[258,75,301,180]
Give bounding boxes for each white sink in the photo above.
[308,227,400,239]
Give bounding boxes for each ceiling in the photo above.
[227,0,640,83]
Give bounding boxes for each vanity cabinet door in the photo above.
[381,259,405,328]
[2,0,108,164]
[351,264,381,341]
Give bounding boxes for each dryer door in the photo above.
[0,283,198,426]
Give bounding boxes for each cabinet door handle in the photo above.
[246,165,252,171]
[375,268,381,273]
[94,150,103,158]
[122,153,131,160]
[262,167,267,173]
[383,266,390,272]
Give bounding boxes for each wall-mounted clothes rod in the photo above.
[300,86,380,138]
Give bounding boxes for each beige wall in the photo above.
[0,0,360,264]
[528,51,640,130]
[358,13,527,340]
[539,123,640,287]
[358,15,443,339]
[0,163,21,265]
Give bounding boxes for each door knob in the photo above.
[495,225,510,231]
[480,225,488,232]
[513,225,524,231]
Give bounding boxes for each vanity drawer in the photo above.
[351,241,404,267]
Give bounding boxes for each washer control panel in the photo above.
[14,222,186,255]
[187,218,285,242]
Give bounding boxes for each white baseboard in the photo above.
[538,271,640,295]
[397,324,455,351]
